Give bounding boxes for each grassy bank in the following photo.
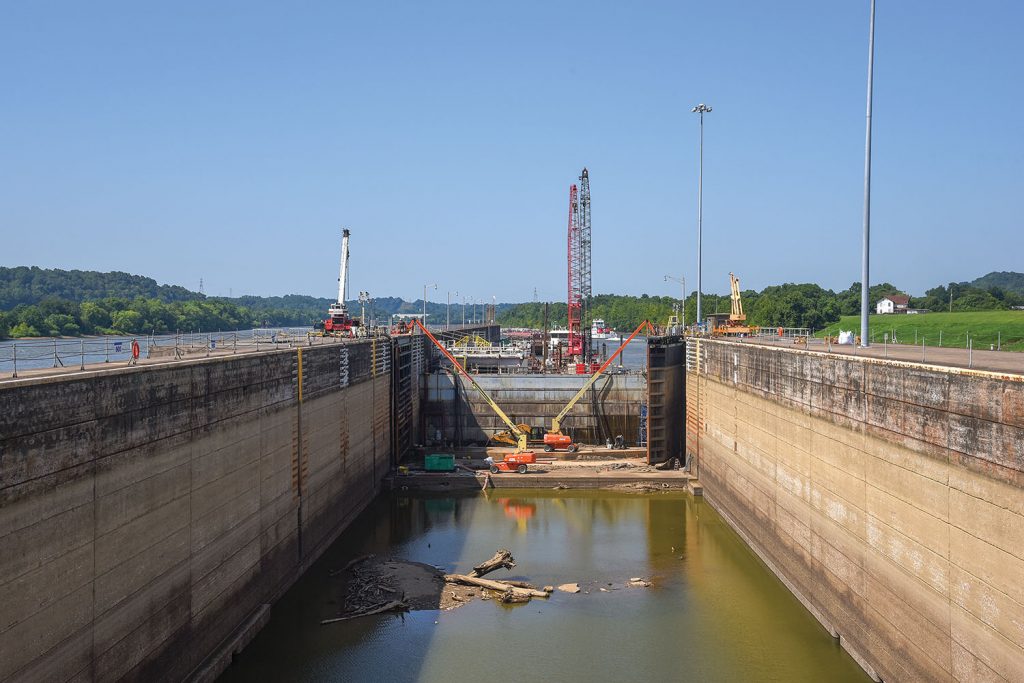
[816,311,1024,351]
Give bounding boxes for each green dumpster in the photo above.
[424,453,456,472]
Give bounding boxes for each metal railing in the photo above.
[752,327,811,339]
[0,327,386,379]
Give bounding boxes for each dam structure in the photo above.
[1,326,1022,682]
[686,337,1024,681]
[0,331,434,682]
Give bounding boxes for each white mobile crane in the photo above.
[322,228,361,335]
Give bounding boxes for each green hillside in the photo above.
[0,266,196,308]
[817,311,1024,351]
[968,271,1024,295]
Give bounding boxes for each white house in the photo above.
[876,294,910,315]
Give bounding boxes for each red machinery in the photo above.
[489,452,536,474]
[566,183,582,359]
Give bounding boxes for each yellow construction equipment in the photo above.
[412,319,529,453]
[452,334,491,348]
[544,320,654,452]
[730,272,745,322]
[713,272,759,336]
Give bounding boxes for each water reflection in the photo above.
[220,492,867,683]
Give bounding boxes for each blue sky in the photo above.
[2,1,1021,303]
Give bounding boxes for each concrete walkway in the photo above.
[0,337,352,385]
[746,336,1024,377]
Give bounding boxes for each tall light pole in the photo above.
[692,103,711,328]
[423,283,437,326]
[664,274,686,323]
[447,290,458,330]
[462,295,467,326]
[358,291,369,330]
[860,0,876,347]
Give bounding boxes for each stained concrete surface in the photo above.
[0,339,404,682]
[689,338,1024,682]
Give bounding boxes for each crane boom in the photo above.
[729,272,745,321]
[566,184,582,358]
[550,319,654,434]
[338,228,350,306]
[412,319,528,452]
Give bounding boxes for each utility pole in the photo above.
[692,104,711,327]
[423,283,437,326]
[665,274,686,323]
[358,291,369,330]
[448,290,457,330]
[542,302,550,372]
[860,0,876,347]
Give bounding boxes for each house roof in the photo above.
[881,294,910,305]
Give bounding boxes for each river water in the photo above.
[219,491,867,683]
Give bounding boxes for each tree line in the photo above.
[0,298,288,339]
[497,280,1024,332]
[2,265,1020,339]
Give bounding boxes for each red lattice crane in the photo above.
[566,183,582,358]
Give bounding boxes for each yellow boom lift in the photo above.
[713,272,758,336]
[412,320,529,453]
[543,320,654,452]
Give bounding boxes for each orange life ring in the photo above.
[131,340,140,359]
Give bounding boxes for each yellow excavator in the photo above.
[543,319,654,452]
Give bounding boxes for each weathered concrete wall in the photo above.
[688,338,1024,682]
[0,338,394,682]
[422,373,646,447]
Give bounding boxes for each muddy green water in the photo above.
[220,492,867,682]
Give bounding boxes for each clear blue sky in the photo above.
[2,1,1021,303]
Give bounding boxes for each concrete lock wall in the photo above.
[0,339,395,683]
[687,338,1024,682]
[422,373,646,447]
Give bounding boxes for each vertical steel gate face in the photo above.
[646,335,685,464]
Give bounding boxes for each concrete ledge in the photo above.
[385,470,693,492]
[188,603,270,683]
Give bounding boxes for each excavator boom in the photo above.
[412,320,528,452]
[550,319,654,434]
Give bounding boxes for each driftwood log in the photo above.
[469,549,516,578]
[499,589,531,604]
[444,574,549,599]
[320,599,408,625]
